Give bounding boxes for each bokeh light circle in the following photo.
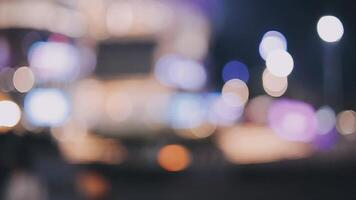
[28,42,80,82]
[13,66,35,93]
[336,110,356,135]
[209,97,244,126]
[316,106,336,135]
[262,68,288,97]
[268,99,318,142]
[25,89,71,127]
[259,31,287,60]
[266,50,294,77]
[172,59,207,91]
[154,54,207,91]
[0,100,21,128]
[222,79,249,107]
[317,16,344,42]
[157,144,191,172]
[222,60,249,83]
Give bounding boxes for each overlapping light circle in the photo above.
[154,54,207,91]
[259,31,287,60]
[268,99,318,142]
[209,97,244,126]
[266,49,294,77]
[221,79,249,108]
[262,68,288,97]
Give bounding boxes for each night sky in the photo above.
[211,0,355,110]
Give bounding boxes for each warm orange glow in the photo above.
[76,171,109,200]
[217,124,311,164]
[157,144,191,172]
[52,120,127,164]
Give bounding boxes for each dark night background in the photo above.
[212,0,356,110]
